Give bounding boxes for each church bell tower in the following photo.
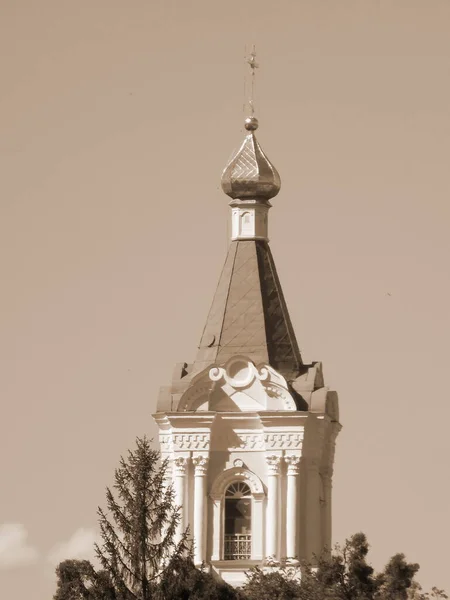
[152,107,341,586]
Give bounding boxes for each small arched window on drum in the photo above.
[241,211,252,236]
[224,482,252,560]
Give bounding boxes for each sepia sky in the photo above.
[1,1,450,599]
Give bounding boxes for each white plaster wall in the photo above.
[152,360,340,572]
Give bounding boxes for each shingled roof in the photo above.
[193,239,303,381]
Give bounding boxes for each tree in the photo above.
[53,436,241,600]
[53,559,116,600]
[407,582,449,600]
[241,533,445,600]
[314,532,376,600]
[375,553,420,600]
[94,436,191,600]
[156,555,241,600]
[242,565,302,600]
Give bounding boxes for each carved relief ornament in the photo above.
[265,455,282,475]
[210,466,265,500]
[192,455,209,476]
[172,433,210,451]
[285,455,301,476]
[264,432,303,450]
[172,456,188,476]
[209,359,269,388]
[229,433,264,451]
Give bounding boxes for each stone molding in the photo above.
[173,433,210,450]
[210,466,265,500]
[264,432,303,450]
[159,435,173,453]
[229,432,265,451]
[178,382,213,412]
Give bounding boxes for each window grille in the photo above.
[224,482,252,560]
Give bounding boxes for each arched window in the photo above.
[224,482,252,560]
[241,211,252,236]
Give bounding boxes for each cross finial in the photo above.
[246,45,259,116]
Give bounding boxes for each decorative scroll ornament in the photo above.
[173,456,188,476]
[265,455,282,475]
[192,455,209,476]
[180,356,298,412]
[285,455,301,476]
[209,358,268,389]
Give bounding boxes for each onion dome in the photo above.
[221,116,281,201]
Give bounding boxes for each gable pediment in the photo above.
[178,356,298,412]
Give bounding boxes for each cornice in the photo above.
[153,412,217,430]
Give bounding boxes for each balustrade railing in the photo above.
[224,534,251,560]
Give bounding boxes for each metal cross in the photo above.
[246,45,259,115]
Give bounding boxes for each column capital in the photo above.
[173,456,189,476]
[192,455,209,476]
[266,454,282,475]
[285,455,301,476]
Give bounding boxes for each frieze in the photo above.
[173,433,210,450]
[228,433,265,451]
[264,433,303,450]
[159,435,173,453]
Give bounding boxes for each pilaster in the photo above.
[192,454,209,566]
[305,457,322,562]
[265,454,282,561]
[285,455,301,563]
[173,455,189,543]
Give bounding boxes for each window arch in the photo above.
[210,466,265,562]
[241,211,252,235]
[224,482,252,560]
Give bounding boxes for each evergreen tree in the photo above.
[94,436,190,600]
[53,436,239,600]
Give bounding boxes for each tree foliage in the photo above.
[53,438,447,600]
[94,436,190,599]
[241,564,302,600]
[53,559,116,600]
[155,555,240,600]
[53,437,240,600]
[242,533,447,600]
